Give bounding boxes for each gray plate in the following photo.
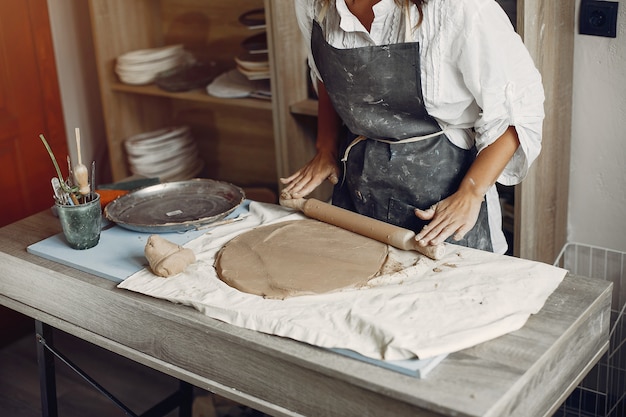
[104,179,245,233]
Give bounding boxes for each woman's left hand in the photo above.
[414,126,521,246]
[414,188,484,246]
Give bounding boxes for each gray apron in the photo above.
[311,18,493,251]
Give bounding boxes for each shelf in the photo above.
[290,99,318,117]
[111,82,273,111]
[89,0,284,191]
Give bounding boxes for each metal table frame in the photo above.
[35,320,193,417]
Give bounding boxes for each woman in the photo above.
[280,0,544,254]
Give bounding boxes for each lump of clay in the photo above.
[144,235,196,277]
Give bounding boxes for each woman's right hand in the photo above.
[279,150,339,199]
[281,80,341,199]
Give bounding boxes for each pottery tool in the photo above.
[279,198,446,260]
[66,155,73,186]
[51,177,69,205]
[73,127,90,196]
[91,161,96,189]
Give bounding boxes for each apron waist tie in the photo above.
[340,129,448,162]
[339,128,448,186]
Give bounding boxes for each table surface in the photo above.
[0,210,613,417]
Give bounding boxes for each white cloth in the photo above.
[294,0,546,254]
[119,202,566,361]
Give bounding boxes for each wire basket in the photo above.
[552,243,626,417]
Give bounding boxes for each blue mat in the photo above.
[27,203,249,283]
[330,348,446,378]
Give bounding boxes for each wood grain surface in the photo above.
[0,210,613,417]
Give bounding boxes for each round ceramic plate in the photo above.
[130,143,197,173]
[124,127,190,155]
[104,179,245,233]
[116,71,157,85]
[116,44,184,66]
[127,135,194,162]
[116,52,184,74]
[129,149,199,178]
[161,158,204,182]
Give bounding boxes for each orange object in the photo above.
[95,189,129,209]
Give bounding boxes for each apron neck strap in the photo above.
[317,1,330,22]
[404,1,412,42]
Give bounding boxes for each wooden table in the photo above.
[0,210,613,417]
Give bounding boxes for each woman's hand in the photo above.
[279,150,339,199]
[281,80,342,199]
[414,126,521,246]
[414,186,484,246]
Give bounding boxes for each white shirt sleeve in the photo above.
[294,0,323,87]
[437,0,545,185]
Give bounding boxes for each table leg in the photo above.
[178,380,193,417]
[34,320,194,417]
[35,320,58,417]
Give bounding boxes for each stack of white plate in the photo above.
[115,45,192,85]
[235,51,270,80]
[124,126,204,182]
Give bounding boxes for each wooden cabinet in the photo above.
[89,0,573,263]
[89,0,279,192]
[88,0,330,198]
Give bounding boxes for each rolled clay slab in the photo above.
[215,219,389,299]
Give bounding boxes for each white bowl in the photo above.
[127,135,195,162]
[116,45,184,66]
[130,143,199,174]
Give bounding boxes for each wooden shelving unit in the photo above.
[88,0,280,193]
[89,0,573,262]
[111,83,273,110]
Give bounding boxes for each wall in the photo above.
[46,1,626,253]
[46,0,109,186]
[568,0,626,253]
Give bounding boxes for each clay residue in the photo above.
[378,257,405,275]
[215,219,389,299]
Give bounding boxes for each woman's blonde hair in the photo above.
[319,0,426,25]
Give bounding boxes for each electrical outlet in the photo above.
[579,0,619,38]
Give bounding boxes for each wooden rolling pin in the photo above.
[279,198,446,260]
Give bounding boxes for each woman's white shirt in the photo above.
[294,0,545,253]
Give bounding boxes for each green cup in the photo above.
[55,193,102,250]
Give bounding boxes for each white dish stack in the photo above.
[124,126,204,182]
[115,45,192,85]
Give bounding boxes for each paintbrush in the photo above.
[73,127,90,196]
